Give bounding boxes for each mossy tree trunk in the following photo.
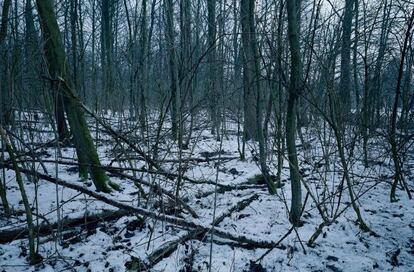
[36,0,114,193]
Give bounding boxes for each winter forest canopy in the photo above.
[0,0,413,271]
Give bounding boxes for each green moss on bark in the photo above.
[36,0,114,193]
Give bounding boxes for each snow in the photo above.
[0,114,413,272]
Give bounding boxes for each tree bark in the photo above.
[36,0,114,192]
[164,0,179,141]
[390,7,414,202]
[339,0,355,119]
[0,126,39,264]
[0,0,12,125]
[0,0,11,44]
[101,0,114,111]
[286,0,303,226]
[240,0,258,141]
[3,164,282,249]
[207,0,220,137]
[240,0,276,194]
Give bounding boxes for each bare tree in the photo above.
[36,0,116,192]
[240,0,276,194]
[286,0,303,226]
[164,0,179,140]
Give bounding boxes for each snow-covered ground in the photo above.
[0,113,413,272]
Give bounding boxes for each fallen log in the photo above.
[196,183,267,198]
[108,156,239,164]
[14,159,198,218]
[105,169,198,218]
[1,164,278,248]
[19,158,228,189]
[146,194,259,267]
[0,209,131,244]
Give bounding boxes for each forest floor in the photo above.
[0,113,413,272]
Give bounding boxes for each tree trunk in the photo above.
[164,0,179,141]
[240,0,257,141]
[101,0,114,112]
[390,7,414,202]
[0,0,11,44]
[240,0,276,194]
[286,0,303,226]
[0,126,40,264]
[338,0,355,119]
[138,0,148,132]
[207,0,219,136]
[0,0,12,125]
[36,0,114,193]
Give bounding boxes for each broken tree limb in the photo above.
[0,164,279,248]
[70,104,243,191]
[109,156,239,164]
[196,183,267,198]
[105,168,199,218]
[17,158,261,195]
[13,158,198,218]
[21,158,227,189]
[81,104,164,172]
[146,194,259,267]
[0,209,131,244]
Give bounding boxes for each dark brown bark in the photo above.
[286,0,303,226]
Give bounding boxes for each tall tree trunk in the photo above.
[286,0,303,227]
[36,0,115,193]
[353,0,360,114]
[207,0,219,137]
[275,0,285,188]
[390,7,414,202]
[0,0,11,44]
[232,0,244,160]
[78,0,86,100]
[0,126,40,264]
[240,0,276,194]
[101,0,114,111]
[180,0,192,147]
[0,0,12,125]
[339,0,354,120]
[240,0,257,141]
[164,0,179,140]
[70,0,78,90]
[138,0,148,131]
[184,0,199,148]
[362,0,391,166]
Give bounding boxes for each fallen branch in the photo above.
[106,169,199,218]
[0,164,280,249]
[19,158,227,189]
[109,156,239,164]
[13,159,198,218]
[0,210,131,244]
[196,183,267,198]
[81,104,164,172]
[146,194,259,267]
